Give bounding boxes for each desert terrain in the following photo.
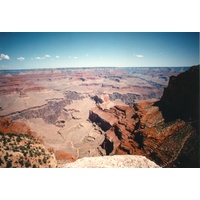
[0,66,199,167]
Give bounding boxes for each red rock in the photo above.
[55,150,77,163]
[0,117,57,168]
[0,117,33,135]
[89,65,199,167]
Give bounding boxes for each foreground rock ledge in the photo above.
[62,155,160,168]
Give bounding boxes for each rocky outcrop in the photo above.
[138,102,198,167]
[89,66,199,167]
[0,117,77,168]
[89,105,144,156]
[0,117,33,136]
[55,150,77,166]
[62,155,160,168]
[109,91,163,106]
[156,65,199,124]
[0,117,57,168]
[89,110,112,132]
[90,101,199,167]
[109,92,141,105]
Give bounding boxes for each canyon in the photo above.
[0,66,199,167]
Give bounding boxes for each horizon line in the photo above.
[0,65,197,71]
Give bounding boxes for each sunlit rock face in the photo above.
[62,155,160,168]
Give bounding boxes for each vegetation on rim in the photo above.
[0,131,57,168]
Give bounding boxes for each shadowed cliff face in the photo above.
[89,66,199,167]
[153,65,199,167]
[156,65,199,125]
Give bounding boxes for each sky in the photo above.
[0,32,199,69]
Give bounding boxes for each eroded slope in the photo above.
[0,118,57,168]
[89,66,199,167]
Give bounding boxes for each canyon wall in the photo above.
[89,66,199,167]
[1,66,196,168]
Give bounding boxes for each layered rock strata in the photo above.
[89,66,199,167]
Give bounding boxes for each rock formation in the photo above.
[62,155,160,168]
[0,66,196,168]
[156,65,199,124]
[0,118,57,168]
[54,150,77,166]
[89,65,199,167]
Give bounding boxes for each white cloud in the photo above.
[35,56,45,60]
[56,56,60,58]
[34,55,51,60]
[85,54,89,56]
[136,54,144,58]
[0,54,10,60]
[17,57,25,61]
[73,57,78,59]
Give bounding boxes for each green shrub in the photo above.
[19,159,24,166]
[23,151,28,157]
[29,151,33,157]
[16,136,21,143]
[4,155,8,162]
[0,158,4,165]
[43,157,47,164]
[38,159,42,165]
[25,160,31,168]
[6,160,12,168]
[33,164,37,168]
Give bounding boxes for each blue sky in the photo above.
[0,32,199,69]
